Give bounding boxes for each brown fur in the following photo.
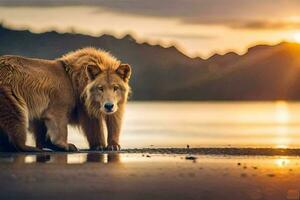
[0,48,131,152]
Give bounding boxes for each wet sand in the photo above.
[1,149,300,200]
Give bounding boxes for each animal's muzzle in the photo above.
[104,102,114,112]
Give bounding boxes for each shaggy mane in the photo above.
[60,47,121,71]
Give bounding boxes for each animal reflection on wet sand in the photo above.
[0,152,121,164]
[1,151,300,200]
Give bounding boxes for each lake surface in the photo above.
[58,101,300,149]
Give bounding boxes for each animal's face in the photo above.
[83,64,131,117]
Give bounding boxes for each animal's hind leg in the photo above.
[0,128,16,152]
[44,112,77,152]
[31,119,57,151]
[0,87,41,152]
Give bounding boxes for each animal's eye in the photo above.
[113,85,119,91]
[97,86,104,92]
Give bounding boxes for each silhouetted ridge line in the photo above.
[1,25,300,100]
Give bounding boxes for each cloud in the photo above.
[230,21,300,30]
[184,19,300,30]
[151,33,217,40]
[1,0,300,30]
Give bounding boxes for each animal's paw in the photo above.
[106,143,121,151]
[67,143,78,152]
[90,145,105,151]
[45,142,77,152]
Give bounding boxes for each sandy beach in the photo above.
[1,149,300,200]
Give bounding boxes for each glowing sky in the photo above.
[1,0,300,58]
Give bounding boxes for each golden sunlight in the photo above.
[274,101,290,148]
[275,101,290,124]
[275,157,290,168]
[293,33,300,43]
[275,133,290,149]
[275,144,289,149]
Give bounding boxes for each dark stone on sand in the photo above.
[185,155,197,160]
[267,174,276,177]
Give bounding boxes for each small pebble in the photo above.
[185,155,197,160]
[267,173,276,177]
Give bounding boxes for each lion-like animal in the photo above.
[0,48,131,152]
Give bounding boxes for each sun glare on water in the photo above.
[275,101,290,124]
[275,157,290,167]
[274,101,291,149]
[293,33,300,43]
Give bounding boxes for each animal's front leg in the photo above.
[106,107,124,151]
[80,111,106,151]
[44,113,77,152]
[29,119,48,149]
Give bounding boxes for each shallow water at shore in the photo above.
[1,151,300,200]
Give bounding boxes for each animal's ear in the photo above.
[86,65,101,80]
[116,64,131,82]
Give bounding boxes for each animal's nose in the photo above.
[104,103,114,111]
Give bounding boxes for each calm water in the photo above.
[28,101,300,149]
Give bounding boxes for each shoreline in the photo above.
[2,147,300,156]
[122,147,300,156]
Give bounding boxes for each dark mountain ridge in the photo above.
[1,25,300,100]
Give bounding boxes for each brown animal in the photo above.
[0,48,131,152]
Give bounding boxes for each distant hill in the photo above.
[1,25,300,100]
